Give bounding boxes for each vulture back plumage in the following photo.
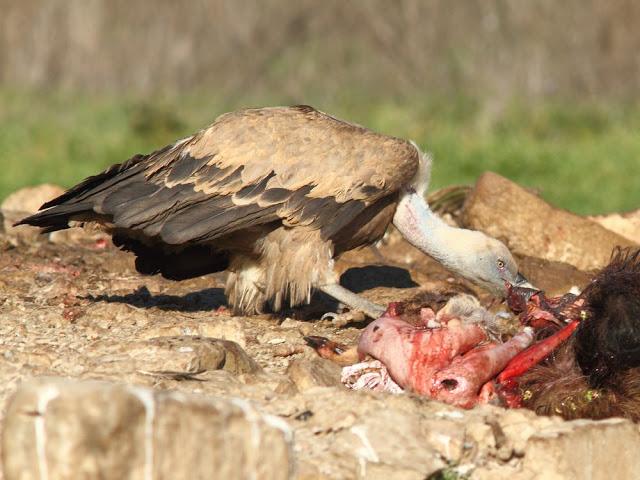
[18,105,425,313]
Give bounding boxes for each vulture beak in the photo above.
[515,272,536,290]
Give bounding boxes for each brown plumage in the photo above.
[17,106,421,314]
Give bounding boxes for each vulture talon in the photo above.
[321,310,366,327]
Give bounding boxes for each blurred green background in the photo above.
[0,0,638,214]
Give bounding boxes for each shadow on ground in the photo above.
[340,265,418,293]
[88,286,228,312]
[85,265,419,316]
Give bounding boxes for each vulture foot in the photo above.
[321,310,366,327]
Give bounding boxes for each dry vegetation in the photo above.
[2,0,640,100]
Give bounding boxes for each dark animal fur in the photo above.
[575,247,640,388]
[519,247,640,421]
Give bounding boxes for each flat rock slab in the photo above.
[5,376,640,479]
[120,336,262,376]
[2,378,293,480]
[463,172,638,271]
[522,418,640,479]
[590,208,640,244]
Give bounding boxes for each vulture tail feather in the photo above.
[40,153,149,209]
[14,201,96,231]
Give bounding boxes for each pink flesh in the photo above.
[497,320,580,386]
[478,381,497,404]
[358,314,487,392]
[407,323,488,394]
[429,329,534,408]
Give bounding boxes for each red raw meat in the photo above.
[357,308,534,407]
[431,328,534,408]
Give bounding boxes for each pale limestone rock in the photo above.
[590,208,640,244]
[2,378,293,480]
[126,336,261,376]
[287,357,342,392]
[463,172,637,271]
[1,184,64,220]
[1,183,109,245]
[85,336,261,383]
[140,317,249,348]
[1,184,64,241]
[472,412,640,479]
[521,418,640,480]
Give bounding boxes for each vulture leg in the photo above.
[318,283,386,320]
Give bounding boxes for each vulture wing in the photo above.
[18,105,420,246]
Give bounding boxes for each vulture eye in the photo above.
[496,259,506,270]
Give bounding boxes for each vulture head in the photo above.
[447,229,522,296]
[392,171,530,297]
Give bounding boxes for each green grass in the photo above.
[1,89,638,215]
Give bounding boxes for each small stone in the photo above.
[286,357,342,391]
[279,318,301,329]
[258,331,298,345]
[298,324,314,337]
[115,336,261,376]
[273,344,306,358]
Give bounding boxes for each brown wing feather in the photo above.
[153,106,419,202]
[19,106,419,246]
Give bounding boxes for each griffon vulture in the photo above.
[18,105,528,317]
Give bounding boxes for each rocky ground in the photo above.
[0,174,639,479]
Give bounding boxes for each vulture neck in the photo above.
[392,190,482,277]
